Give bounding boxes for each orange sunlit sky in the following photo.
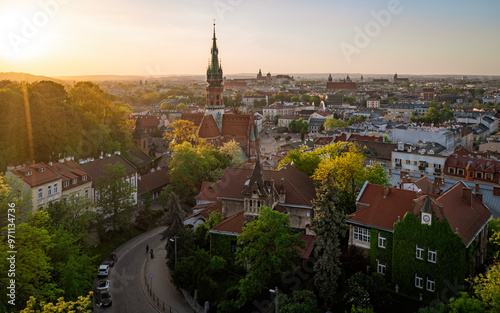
[1,0,499,77]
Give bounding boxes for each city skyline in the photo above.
[1,0,500,77]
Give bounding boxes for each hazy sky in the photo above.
[1,0,499,77]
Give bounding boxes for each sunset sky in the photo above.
[0,0,499,77]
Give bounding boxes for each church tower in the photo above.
[206,22,225,131]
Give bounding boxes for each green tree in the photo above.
[324,118,347,130]
[46,194,95,244]
[278,149,321,177]
[160,101,176,111]
[301,94,311,103]
[95,163,136,232]
[236,206,304,304]
[310,95,321,106]
[219,139,244,167]
[161,192,191,268]
[313,186,348,306]
[164,120,197,145]
[20,293,93,313]
[176,103,188,111]
[278,290,319,313]
[365,163,390,186]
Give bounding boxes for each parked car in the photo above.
[96,280,109,291]
[96,290,112,307]
[103,254,118,267]
[97,265,110,278]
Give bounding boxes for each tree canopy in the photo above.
[236,206,304,304]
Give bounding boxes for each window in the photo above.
[486,173,493,180]
[426,278,435,292]
[26,171,32,176]
[353,227,370,243]
[47,185,52,196]
[231,241,237,253]
[416,245,424,260]
[476,172,482,178]
[82,175,87,181]
[406,160,411,165]
[378,233,386,248]
[449,167,455,174]
[131,177,135,187]
[53,183,58,193]
[377,260,386,275]
[85,189,89,198]
[458,169,464,175]
[428,249,437,263]
[72,178,77,184]
[38,188,43,199]
[395,158,401,165]
[64,181,69,187]
[415,274,423,289]
[39,167,45,173]
[434,164,441,169]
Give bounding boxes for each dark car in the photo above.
[96,290,112,307]
[103,254,118,267]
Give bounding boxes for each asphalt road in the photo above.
[94,226,191,313]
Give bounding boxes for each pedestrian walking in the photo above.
[146,244,149,254]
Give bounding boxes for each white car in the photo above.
[96,280,110,291]
[97,265,110,278]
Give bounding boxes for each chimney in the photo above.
[494,186,500,197]
[476,193,483,202]
[475,183,480,193]
[383,186,390,198]
[463,187,472,205]
[48,161,53,166]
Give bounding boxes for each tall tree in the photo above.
[313,182,348,306]
[95,163,136,232]
[164,120,198,145]
[236,207,304,304]
[161,192,191,268]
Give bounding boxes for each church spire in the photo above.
[207,21,223,82]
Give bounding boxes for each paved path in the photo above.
[95,226,192,313]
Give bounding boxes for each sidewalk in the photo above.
[143,240,193,313]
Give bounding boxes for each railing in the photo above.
[144,276,179,313]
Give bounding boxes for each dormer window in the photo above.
[25,171,32,176]
[64,181,69,188]
[72,178,77,184]
[82,175,87,181]
[39,168,45,173]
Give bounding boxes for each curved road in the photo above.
[95,226,192,313]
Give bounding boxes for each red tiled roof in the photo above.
[414,176,434,194]
[333,133,348,142]
[326,82,357,90]
[137,168,169,195]
[224,81,247,87]
[10,162,61,187]
[222,114,252,137]
[349,134,384,142]
[436,182,492,246]
[211,211,244,235]
[133,116,161,128]
[181,113,204,126]
[50,160,92,190]
[196,182,219,202]
[215,165,315,207]
[351,184,418,231]
[351,182,492,246]
[314,137,335,146]
[197,115,222,138]
[186,200,223,220]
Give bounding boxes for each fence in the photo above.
[144,275,180,313]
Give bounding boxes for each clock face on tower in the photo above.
[423,215,430,223]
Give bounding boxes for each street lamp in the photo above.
[269,287,278,313]
[169,237,178,267]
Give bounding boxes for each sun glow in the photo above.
[0,3,55,61]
